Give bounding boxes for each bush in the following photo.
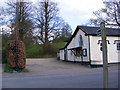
[26,44,44,58]
[26,42,66,58]
[2,47,7,64]
[7,40,26,69]
[45,42,66,57]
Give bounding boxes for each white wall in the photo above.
[107,37,120,63]
[60,49,64,60]
[67,50,74,61]
[90,36,120,65]
[67,33,75,61]
[89,36,102,65]
[60,28,120,65]
[67,29,90,62]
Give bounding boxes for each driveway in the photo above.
[2,58,119,88]
[2,58,92,76]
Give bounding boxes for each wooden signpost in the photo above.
[100,22,108,88]
[97,21,108,88]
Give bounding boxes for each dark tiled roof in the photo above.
[60,25,120,50]
[78,26,120,36]
[59,48,65,50]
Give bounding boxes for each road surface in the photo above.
[2,58,119,88]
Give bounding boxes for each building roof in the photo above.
[78,26,120,36]
[59,25,120,50]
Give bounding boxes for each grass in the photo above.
[4,64,29,73]
[4,64,13,73]
[18,68,29,72]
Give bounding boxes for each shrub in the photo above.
[7,40,26,69]
[2,47,7,64]
[26,44,44,58]
[26,42,66,58]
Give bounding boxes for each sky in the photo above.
[56,0,104,31]
[0,0,105,32]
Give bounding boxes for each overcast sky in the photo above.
[56,0,104,31]
[0,0,105,31]
[32,0,105,31]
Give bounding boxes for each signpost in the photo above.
[96,29,101,36]
[100,22,108,88]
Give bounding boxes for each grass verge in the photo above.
[4,64,29,73]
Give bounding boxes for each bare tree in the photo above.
[89,0,120,27]
[61,22,72,37]
[0,0,34,41]
[33,0,72,47]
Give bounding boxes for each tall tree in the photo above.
[52,22,72,43]
[33,0,72,52]
[0,0,34,43]
[61,22,72,37]
[89,0,120,27]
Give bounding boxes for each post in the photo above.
[100,22,108,88]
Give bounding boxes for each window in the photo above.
[82,49,87,57]
[100,43,102,51]
[79,35,83,47]
[117,43,120,50]
[114,40,120,51]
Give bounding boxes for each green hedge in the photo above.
[26,42,66,58]
[26,45,43,58]
[2,42,66,60]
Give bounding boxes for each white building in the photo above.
[59,26,120,66]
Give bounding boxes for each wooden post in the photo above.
[100,22,108,88]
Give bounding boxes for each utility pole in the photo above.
[100,22,108,88]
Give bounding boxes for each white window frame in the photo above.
[113,40,120,51]
[117,42,120,51]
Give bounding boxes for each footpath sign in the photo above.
[100,22,108,88]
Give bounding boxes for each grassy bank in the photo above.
[4,64,29,73]
[26,42,66,58]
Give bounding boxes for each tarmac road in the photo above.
[2,58,119,88]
